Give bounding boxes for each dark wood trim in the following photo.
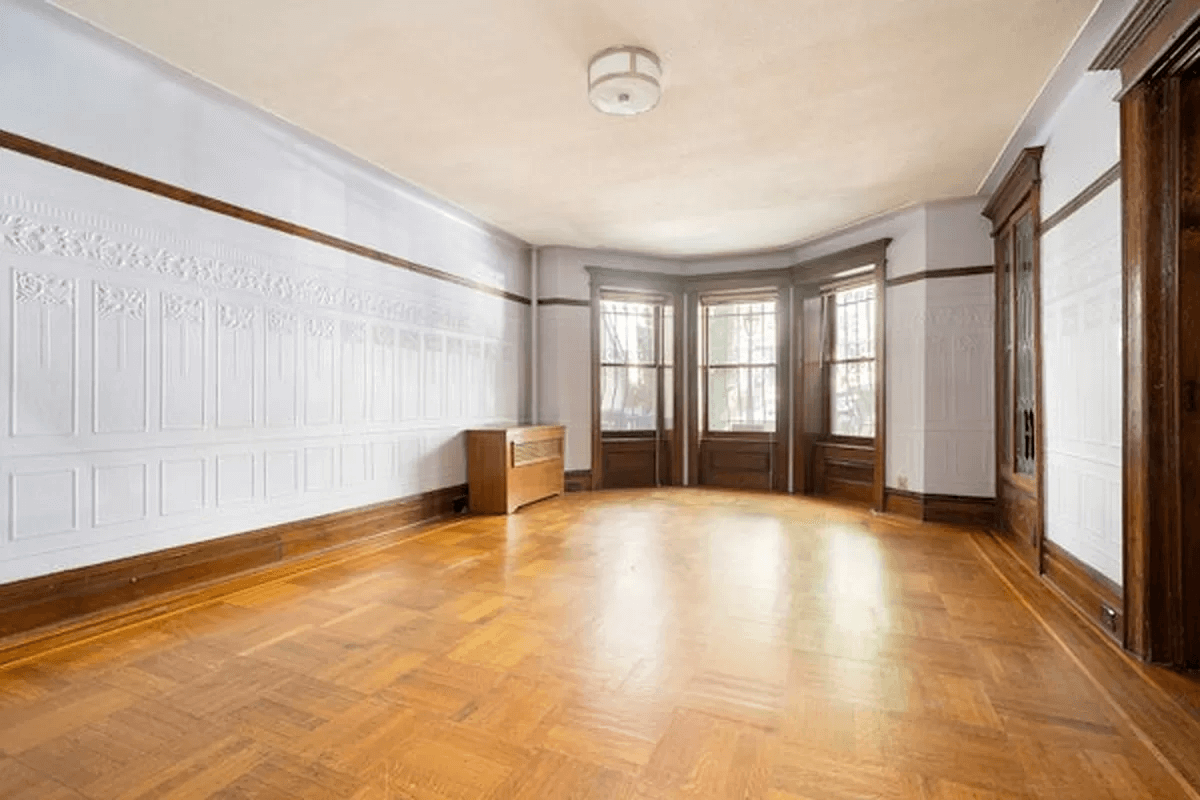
[584,266,685,293]
[983,149,1046,574]
[590,280,604,487]
[1044,540,1125,643]
[538,297,590,307]
[0,128,530,305]
[1041,162,1123,234]
[587,271,686,489]
[982,147,1044,234]
[874,264,887,512]
[1092,0,1176,71]
[1092,0,1200,93]
[791,243,888,510]
[884,265,995,287]
[883,489,997,527]
[1120,61,1200,664]
[564,469,593,492]
[792,238,892,288]
[0,484,467,653]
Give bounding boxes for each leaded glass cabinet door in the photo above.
[1014,213,1037,476]
[986,168,1044,572]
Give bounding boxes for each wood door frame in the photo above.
[1099,0,1200,665]
[587,267,685,490]
[687,271,792,493]
[792,239,890,510]
[983,148,1046,572]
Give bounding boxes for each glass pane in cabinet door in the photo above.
[1014,215,1036,476]
[999,234,1013,465]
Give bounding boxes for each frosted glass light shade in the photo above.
[588,46,662,116]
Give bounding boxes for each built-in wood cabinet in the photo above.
[467,426,565,514]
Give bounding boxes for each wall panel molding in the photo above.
[885,265,994,287]
[1041,162,1122,234]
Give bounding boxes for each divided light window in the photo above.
[828,283,876,438]
[702,297,777,433]
[599,297,670,432]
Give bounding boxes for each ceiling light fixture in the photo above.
[587,45,662,116]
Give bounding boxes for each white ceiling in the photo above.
[52,0,1099,256]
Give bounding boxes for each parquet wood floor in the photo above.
[1,488,1197,799]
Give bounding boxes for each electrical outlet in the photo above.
[1101,604,1119,632]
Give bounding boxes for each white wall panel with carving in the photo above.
[0,151,527,585]
[923,275,995,497]
[886,282,926,493]
[1040,184,1122,585]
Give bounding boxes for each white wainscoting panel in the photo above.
[923,275,995,497]
[1041,182,1122,585]
[0,148,527,584]
[886,282,926,493]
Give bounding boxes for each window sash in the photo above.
[824,281,877,440]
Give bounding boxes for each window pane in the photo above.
[1015,215,1036,476]
[600,300,655,364]
[707,365,776,432]
[830,361,876,437]
[601,366,656,431]
[662,306,674,367]
[833,285,875,360]
[706,301,776,365]
[663,366,674,430]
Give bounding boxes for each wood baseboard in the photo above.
[0,484,467,650]
[1043,540,1124,643]
[564,470,593,492]
[884,488,997,527]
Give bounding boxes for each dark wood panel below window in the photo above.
[813,441,875,506]
[699,438,775,491]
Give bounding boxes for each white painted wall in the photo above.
[0,1,529,584]
[1035,71,1123,584]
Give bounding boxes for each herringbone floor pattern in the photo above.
[0,489,1194,798]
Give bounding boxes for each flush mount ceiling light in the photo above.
[588,45,662,116]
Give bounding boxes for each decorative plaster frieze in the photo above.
[0,209,484,336]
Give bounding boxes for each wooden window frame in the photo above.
[697,294,781,438]
[685,271,792,492]
[792,240,889,509]
[587,268,685,489]
[820,276,880,446]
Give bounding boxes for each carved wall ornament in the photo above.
[15,270,73,306]
[266,308,297,334]
[306,318,336,339]
[218,303,255,331]
[163,293,204,325]
[96,284,146,319]
[342,321,366,344]
[373,325,396,348]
